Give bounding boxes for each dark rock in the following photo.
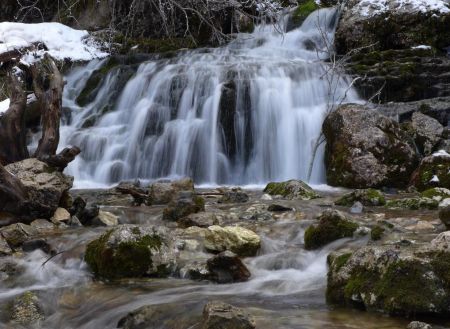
[218,188,249,204]
[22,239,52,254]
[304,209,358,250]
[267,204,293,212]
[177,212,218,228]
[207,251,251,283]
[323,104,419,188]
[264,179,320,200]
[162,191,205,221]
[202,301,256,329]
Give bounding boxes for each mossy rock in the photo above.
[386,197,439,210]
[162,192,205,221]
[335,189,386,207]
[327,247,450,317]
[414,152,450,191]
[304,209,358,250]
[370,225,385,241]
[263,180,320,200]
[291,0,319,25]
[421,187,450,201]
[84,225,174,280]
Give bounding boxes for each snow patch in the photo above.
[0,98,10,114]
[432,150,450,157]
[430,175,440,183]
[0,22,108,63]
[355,0,450,17]
[412,45,432,50]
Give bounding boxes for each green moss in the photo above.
[421,187,450,199]
[263,180,320,200]
[291,0,319,25]
[304,218,358,250]
[84,230,163,280]
[335,189,385,207]
[370,225,385,241]
[115,35,197,54]
[386,197,438,210]
[334,253,352,271]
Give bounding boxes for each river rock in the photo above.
[51,207,71,224]
[335,189,385,207]
[4,158,73,220]
[163,191,205,221]
[204,225,261,257]
[350,201,363,214]
[202,301,256,329]
[10,291,44,325]
[178,212,219,228]
[0,223,38,248]
[412,150,450,191]
[147,178,194,205]
[409,112,443,156]
[207,251,251,283]
[0,234,12,256]
[407,321,432,329]
[91,210,119,227]
[304,209,358,250]
[323,104,419,188]
[386,197,439,210]
[438,205,450,229]
[22,239,52,254]
[263,179,320,200]
[421,187,450,202]
[327,245,450,317]
[84,225,177,280]
[218,188,249,204]
[430,231,450,251]
[30,219,55,231]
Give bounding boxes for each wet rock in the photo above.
[409,112,443,156]
[263,179,320,200]
[438,205,450,229]
[0,234,12,256]
[91,210,119,227]
[204,225,261,257]
[207,251,251,283]
[4,158,73,220]
[327,245,450,317]
[386,197,438,210]
[421,187,450,202]
[67,215,82,227]
[0,223,38,248]
[30,219,55,231]
[202,301,256,329]
[84,225,176,280]
[51,207,71,224]
[430,231,450,251]
[304,209,358,250]
[370,225,385,241]
[147,178,194,205]
[22,239,52,254]
[267,204,293,212]
[412,150,450,191]
[323,104,419,188]
[0,261,22,281]
[218,188,249,204]
[407,322,432,329]
[10,291,44,325]
[162,191,205,221]
[350,201,363,214]
[178,212,218,228]
[335,189,386,207]
[260,194,272,201]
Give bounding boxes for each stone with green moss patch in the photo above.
[370,225,385,241]
[263,180,320,200]
[291,0,319,26]
[84,225,176,280]
[386,197,438,210]
[336,189,385,207]
[421,187,450,201]
[413,152,450,191]
[304,209,358,250]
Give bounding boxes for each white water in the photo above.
[60,8,359,188]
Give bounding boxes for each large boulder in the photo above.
[409,112,444,156]
[204,226,261,257]
[304,209,358,250]
[411,150,450,191]
[323,104,419,188]
[263,180,320,200]
[4,158,73,220]
[84,225,177,280]
[202,301,256,329]
[327,244,450,317]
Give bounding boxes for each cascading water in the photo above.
[60,7,359,187]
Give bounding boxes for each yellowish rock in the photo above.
[204,225,261,257]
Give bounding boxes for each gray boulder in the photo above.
[202,301,256,329]
[263,179,320,200]
[147,178,194,205]
[410,112,443,156]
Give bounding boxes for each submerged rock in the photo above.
[84,225,176,280]
[202,301,256,329]
[335,189,385,207]
[323,104,419,188]
[412,150,450,191]
[162,191,205,221]
[327,245,450,317]
[204,225,261,257]
[304,210,358,250]
[263,180,320,200]
[207,251,251,283]
[10,291,44,325]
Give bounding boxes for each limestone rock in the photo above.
[202,301,256,329]
[263,179,320,200]
[323,104,419,188]
[304,210,358,250]
[51,207,71,224]
[204,226,261,257]
[412,150,450,191]
[163,191,205,221]
[178,212,218,228]
[147,178,194,205]
[386,197,439,210]
[92,210,119,227]
[430,231,450,251]
[410,112,443,156]
[0,223,38,248]
[335,189,385,207]
[0,234,12,256]
[10,291,44,325]
[206,251,251,283]
[407,321,432,329]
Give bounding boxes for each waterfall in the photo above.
[60,7,359,188]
